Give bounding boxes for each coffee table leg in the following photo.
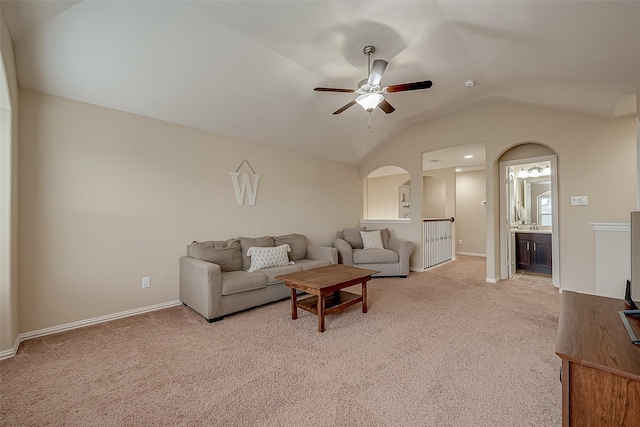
[362,281,368,313]
[318,295,325,333]
[290,287,298,320]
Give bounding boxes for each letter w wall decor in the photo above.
[229,160,261,206]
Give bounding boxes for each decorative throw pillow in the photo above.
[187,239,242,272]
[360,230,384,250]
[239,236,275,270]
[274,233,308,261]
[247,244,292,272]
[369,228,391,249]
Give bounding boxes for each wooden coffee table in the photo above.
[275,264,379,332]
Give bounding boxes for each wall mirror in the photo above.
[511,161,552,226]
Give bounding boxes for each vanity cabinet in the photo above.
[515,232,552,274]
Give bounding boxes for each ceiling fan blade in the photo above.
[333,100,357,115]
[314,87,355,93]
[385,80,433,93]
[368,59,388,85]
[378,99,395,114]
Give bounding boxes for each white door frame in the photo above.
[499,155,560,289]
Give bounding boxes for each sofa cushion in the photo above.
[187,239,242,272]
[294,259,331,270]
[247,244,292,272]
[221,271,268,296]
[274,233,308,261]
[361,230,384,249]
[239,236,275,270]
[341,227,366,249]
[353,248,399,264]
[257,264,302,285]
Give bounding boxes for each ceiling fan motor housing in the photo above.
[314,44,432,116]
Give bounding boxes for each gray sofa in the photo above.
[333,227,414,277]
[180,233,337,322]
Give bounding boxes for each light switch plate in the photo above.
[570,196,588,206]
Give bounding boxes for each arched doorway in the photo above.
[499,143,560,288]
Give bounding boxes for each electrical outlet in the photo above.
[142,277,151,288]
[458,240,463,245]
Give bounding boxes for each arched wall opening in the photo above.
[363,165,411,220]
[497,142,560,288]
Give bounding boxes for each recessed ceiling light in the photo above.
[464,155,473,159]
[455,168,461,172]
[464,80,476,87]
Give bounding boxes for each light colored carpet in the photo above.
[0,256,561,426]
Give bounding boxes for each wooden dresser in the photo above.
[556,291,640,426]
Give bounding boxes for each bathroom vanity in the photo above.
[515,231,552,274]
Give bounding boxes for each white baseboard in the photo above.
[486,277,500,283]
[0,300,182,360]
[0,335,22,360]
[457,252,486,257]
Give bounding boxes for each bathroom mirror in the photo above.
[511,163,552,227]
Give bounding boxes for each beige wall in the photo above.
[0,4,20,354]
[362,101,636,291]
[456,170,486,256]
[422,168,456,220]
[422,176,445,218]
[364,173,410,219]
[18,89,362,333]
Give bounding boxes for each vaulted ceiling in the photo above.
[2,1,639,165]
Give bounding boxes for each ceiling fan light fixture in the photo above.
[356,93,384,112]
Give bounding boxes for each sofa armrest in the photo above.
[389,237,415,276]
[306,246,338,264]
[179,256,223,321]
[333,237,354,266]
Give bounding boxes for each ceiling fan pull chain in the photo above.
[368,112,372,133]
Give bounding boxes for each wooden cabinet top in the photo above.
[556,291,640,381]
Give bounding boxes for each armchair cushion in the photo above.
[340,227,366,249]
[187,239,242,272]
[353,248,399,264]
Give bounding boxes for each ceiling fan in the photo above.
[314,45,433,115]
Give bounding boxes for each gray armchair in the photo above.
[333,227,414,277]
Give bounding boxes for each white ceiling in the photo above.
[2,1,639,165]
